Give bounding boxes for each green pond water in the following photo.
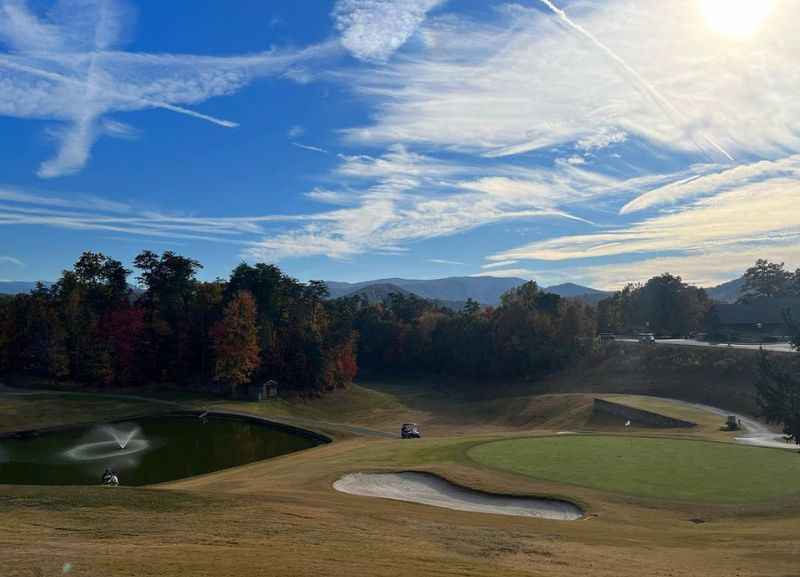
[0,414,322,486]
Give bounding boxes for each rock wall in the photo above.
[592,398,697,428]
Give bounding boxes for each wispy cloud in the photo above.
[485,162,800,287]
[620,156,800,214]
[0,185,320,245]
[481,260,518,269]
[575,243,800,290]
[428,258,463,265]
[101,119,140,140]
[0,0,337,177]
[245,147,604,261]
[0,255,23,266]
[471,268,534,279]
[489,180,800,262]
[332,0,447,61]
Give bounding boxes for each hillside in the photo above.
[705,277,745,303]
[337,283,466,310]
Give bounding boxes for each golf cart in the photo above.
[401,423,421,439]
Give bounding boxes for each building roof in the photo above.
[712,298,800,325]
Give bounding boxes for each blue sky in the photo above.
[0,0,798,288]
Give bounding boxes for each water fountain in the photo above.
[63,423,150,461]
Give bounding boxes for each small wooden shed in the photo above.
[243,380,279,401]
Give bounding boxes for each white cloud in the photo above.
[332,0,447,61]
[342,1,800,164]
[621,155,800,214]
[575,242,800,290]
[244,146,602,262]
[287,125,305,138]
[0,255,23,266]
[484,162,800,288]
[576,129,627,153]
[428,258,463,265]
[0,0,336,177]
[101,119,139,140]
[336,144,458,179]
[0,186,131,212]
[471,268,534,279]
[481,260,518,269]
[490,179,800,263]
[0,185,321,244]
[304,188,355,206]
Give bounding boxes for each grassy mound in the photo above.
[468,435,800,503]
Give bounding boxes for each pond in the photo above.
[0,413,326,486]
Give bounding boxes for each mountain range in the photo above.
[0,275,747,305]
[324,276,526,305]
[0,281,52,295]
[325,277,611,306]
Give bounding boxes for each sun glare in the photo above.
[700,0,776,39]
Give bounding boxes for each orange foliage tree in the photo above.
[211,290,261,394]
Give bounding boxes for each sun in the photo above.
[699,0,776,39]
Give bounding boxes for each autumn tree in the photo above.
[211,290,261,393]
[740,260,795,301]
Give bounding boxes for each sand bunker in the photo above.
[333,472,583,520]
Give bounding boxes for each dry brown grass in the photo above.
[2,383,800,577]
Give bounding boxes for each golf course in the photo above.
[2,380,800,577]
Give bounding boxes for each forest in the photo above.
[0,251,596,394]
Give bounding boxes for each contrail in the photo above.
[0,54,238,128]
[536,0,735,163]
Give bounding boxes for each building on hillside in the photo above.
[708,298,800,341]
[243,380,279,401]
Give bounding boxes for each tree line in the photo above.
[0,252,357,395]
[0,251,597,393]
[349,282,596,380]
[596,260,800,337]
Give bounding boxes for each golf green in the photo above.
[468,435,800,503]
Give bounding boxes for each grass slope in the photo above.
[0,393,166,434]
[469,435,800,503]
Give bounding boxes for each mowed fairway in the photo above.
[468,435,800,503]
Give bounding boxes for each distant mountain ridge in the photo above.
[0,281,52,295]
[338,282,467,310]
[704,277,745,303]
[325,276,612,306]
[325,276,528,305]
[1,275,746,304]
[545,282,612,304]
